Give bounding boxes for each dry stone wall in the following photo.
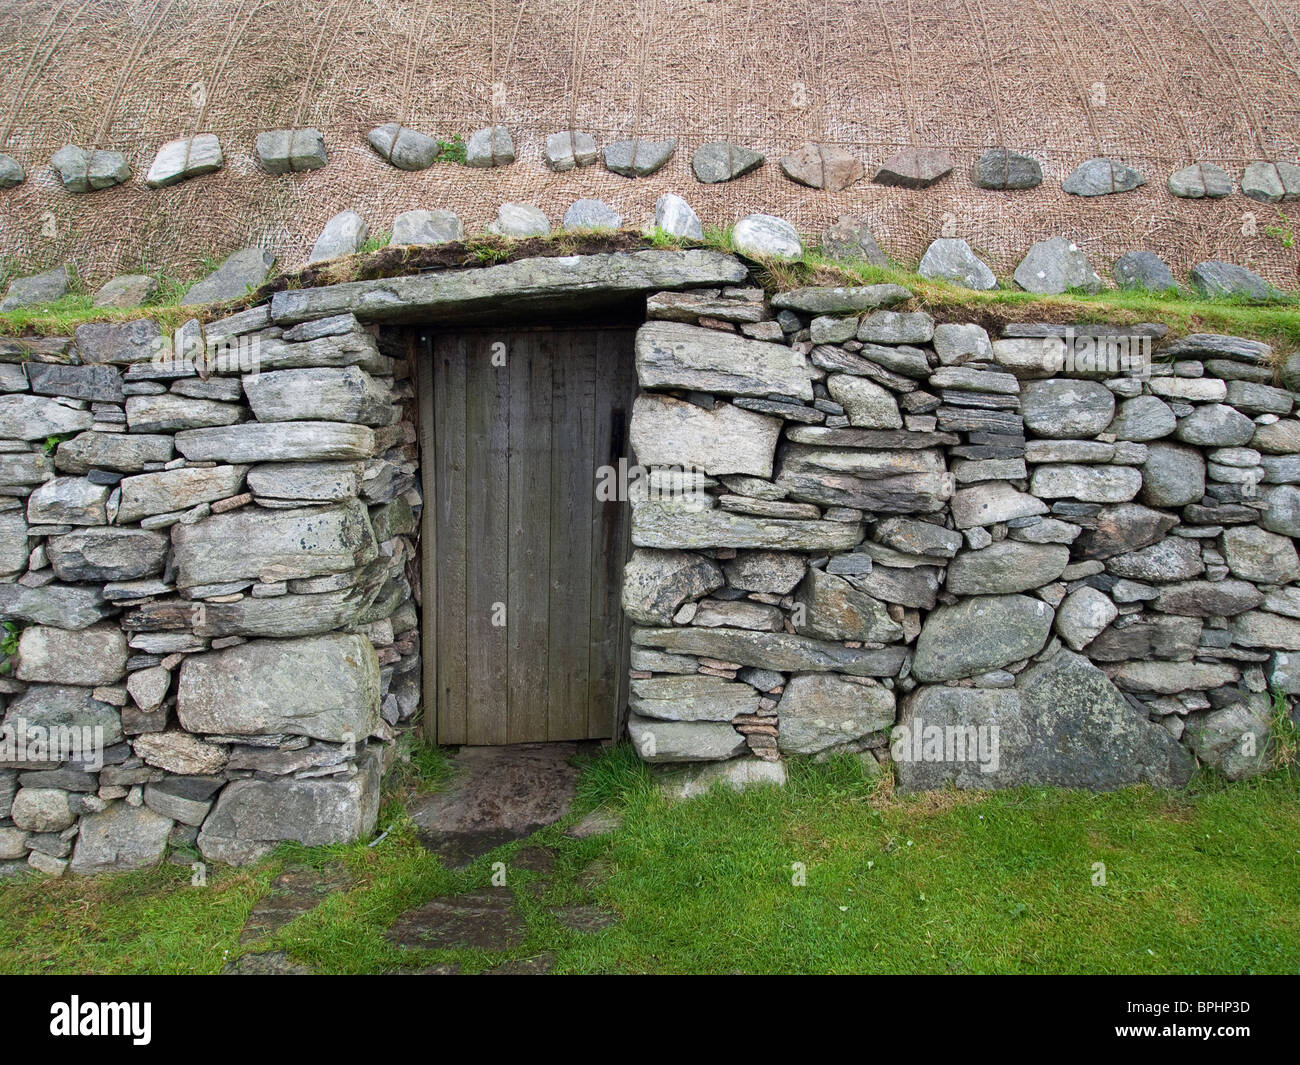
[624,284,1300,792]
[3,245,1300,875]
[0,307,420,877]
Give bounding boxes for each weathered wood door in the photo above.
[425,327,637,744]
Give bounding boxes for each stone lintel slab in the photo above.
[270,250,748,325]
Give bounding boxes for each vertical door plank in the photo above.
[547,331,596,740]
[433,335,468,744]
[414,336,439,743]
[465,335,511,745]
[507,335,552,743]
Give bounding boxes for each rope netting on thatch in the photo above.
[0,0,1298,289]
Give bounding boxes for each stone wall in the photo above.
[623,285,1300,791]
[0,307,420,876]
[4,245,1300,876]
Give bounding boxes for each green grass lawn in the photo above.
[1,746,1296,975]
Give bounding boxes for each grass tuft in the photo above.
[436,135,467,165]
[357,230,392,256]
[1267,686,1299,775]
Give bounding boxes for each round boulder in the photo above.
[912,594,1055,682]
[1013,237,1103,294]
[1107,395,1176,441]
[1054,586,1118,651]
[731,214,802,260]
[1021,380,1115,438]
[1175,403,1256,448]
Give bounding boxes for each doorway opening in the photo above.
[413,325,639,745]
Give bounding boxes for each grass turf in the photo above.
[3,232,1299,358]
[1,745,1295,975]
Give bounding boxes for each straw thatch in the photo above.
[0,0,1298,288]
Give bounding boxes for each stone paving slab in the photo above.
[409,743,590,865]
[223,950,315,975]
[386,889,528,951]
[238,863,353,944]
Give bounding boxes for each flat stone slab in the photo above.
[387,889,527,950]
[874,147,953,188]
[633,626,905,676]
[576,858,611,892]
[409,743,583,865]
[512,846,557,899]
[635,320,815,399]
[271,250,747,325]
[145,134,224,188]
[367,124,441,170]
[239,863,354,943]
[255,128,327,174]
[222,950,315,975]
[510,845,556,875]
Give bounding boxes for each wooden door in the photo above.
[425,328,637,744]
